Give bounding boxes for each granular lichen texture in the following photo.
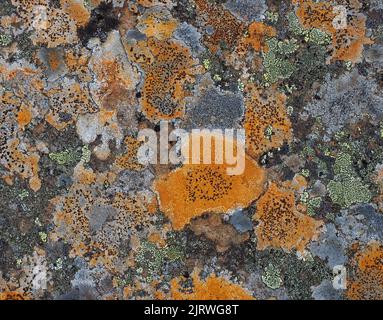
[1,0,383,302]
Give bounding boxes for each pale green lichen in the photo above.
[39,231,48,243]
[284,84,297,95]
[18,189,29,200]
[300,191,309,204]
[262,38,298,84]
[80,145,91,163]
[213,74,222,81]
[307,197,321,216]
[237,79,245,92]
[262,263,283,289]
[263,52,296,83]
[304,28,331,46]
[267,38,299,55]
[288,12,305,36]
[333,153,354,176]
[265,11,279,24]
[49,149,78,165]
[327,153,371,208]
[54,258,63,270]
[34,217,42,227]
[203,59,211,70]
[264,125,273,139]
[136,241,183,282]
[0,34,12,46]
[301,169,310,178]
[286,105,294,115]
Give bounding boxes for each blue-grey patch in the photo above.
[174,22,204,56]
[224,0,267,22]
[182,86,244,129]
[349,204,383,241]
[126,29,147,41]
[311,280,344,300]
[303,70,383,137]
[309,223,347,268]
[229,210,253,233]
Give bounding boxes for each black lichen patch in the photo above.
[77,2,120,45]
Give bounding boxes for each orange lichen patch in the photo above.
[283,174,308,195]
[89,0,101,6]
[123,286,132,299]
[189,213,249,252]
[128,38,202,121]
[46,49,61,72]
[0,14,20,28]
[0,86,42,191]
[238,22,277,53]
[294,0,372,63]
[170,270,254,300]
[0,292,29,300]
[91,58,135,110]
[60,0,90,27]
[244,85,292,158]
[11,1,78,48]
[295,0,336,32]
[137,7,178,40]
[154,134,265,230]
[51,179,155,270]
[347,242,383,300]
[64,48,92,81]
[148,232,166,248]
[17,105,32,129]
[0,138,41,192]
[114,136,145,171]
[253,183,323,252]
[331,14,373,63]
[194,0,245,53]
[73,163,96,185]
[45,81,97,130]
[2,90,33,130]
[88,31,139,113]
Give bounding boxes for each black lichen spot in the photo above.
[77,2,119,45]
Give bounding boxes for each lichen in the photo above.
[327,153,371,208]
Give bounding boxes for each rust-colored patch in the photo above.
[194,0,245,54]
[239,22,276,53]
[45,81,97,130]
[47,49,61,72]
[189,213,249,252]
[17,105,32,128]
[60,0,90,27]
[113,136,145,171]
[347,242,383,300]
[244,84,292,159]
[253,183,323,253]
[170,270,254,300]
[137,8,178,40]
[0,292,28,300]
[128,38,202,121]
[154,134,265,230]
[294,0,372,63]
